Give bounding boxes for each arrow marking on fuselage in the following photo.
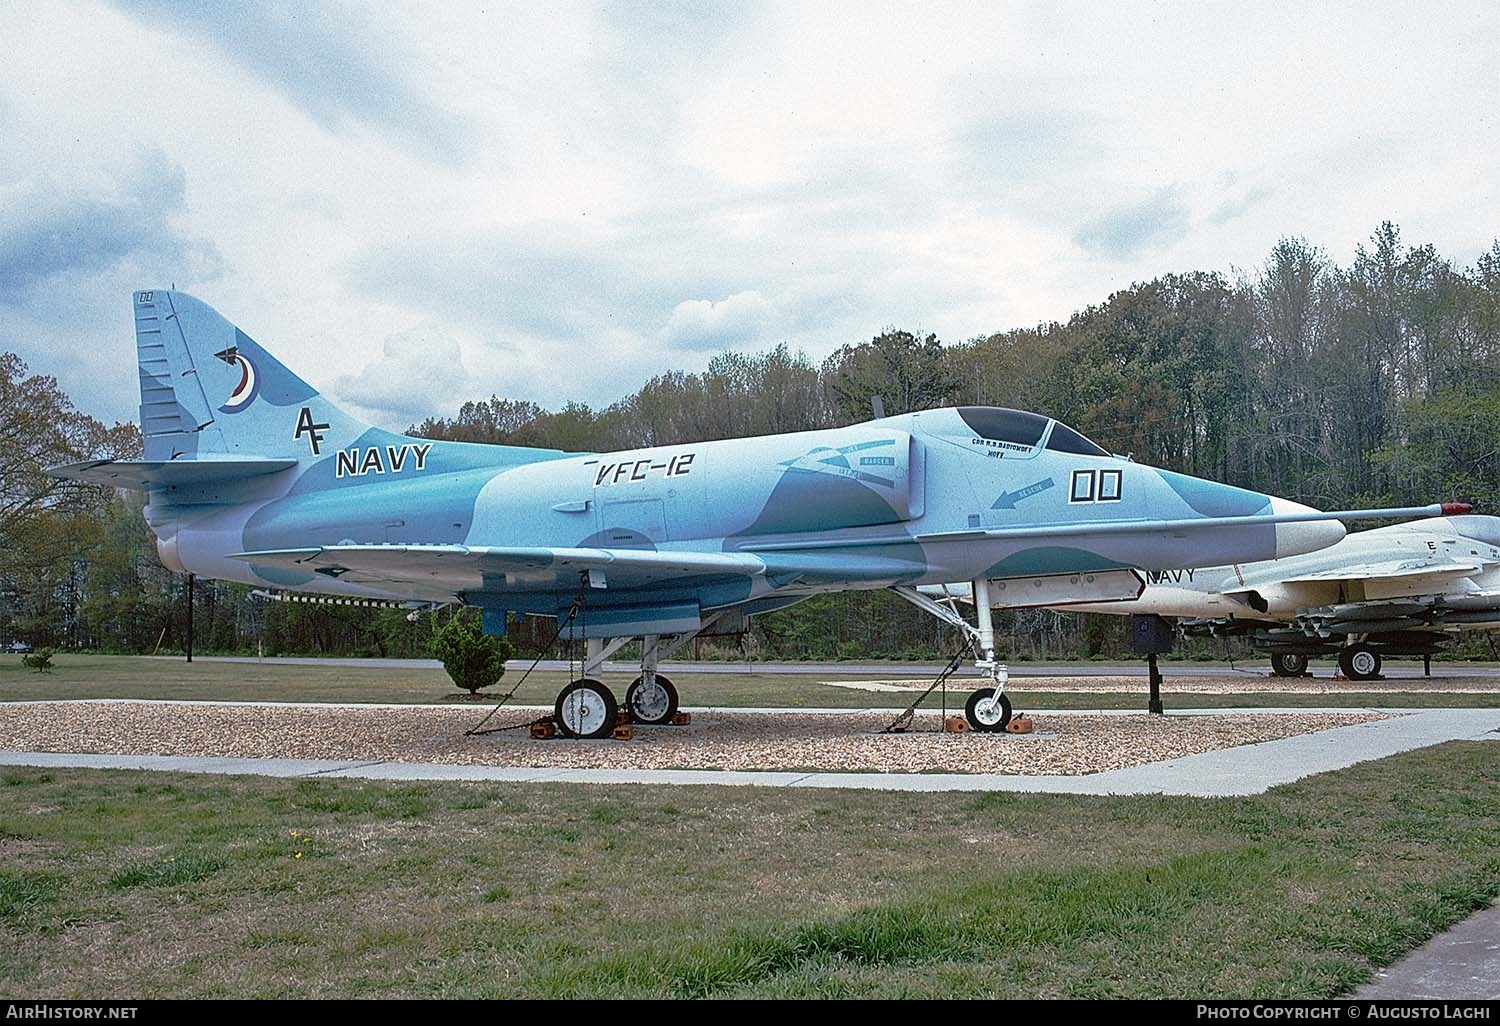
[991,477,1055,509]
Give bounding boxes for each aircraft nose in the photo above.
[1270,497,1345,558]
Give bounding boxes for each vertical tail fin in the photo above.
[134,289,369,461]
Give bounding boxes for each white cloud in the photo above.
[330,327,478,428]
[662,291,774,351]
[1,0,1497,426]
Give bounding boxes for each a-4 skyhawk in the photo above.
[48,291,1468,733]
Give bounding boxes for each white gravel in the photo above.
[0,702,1388,776]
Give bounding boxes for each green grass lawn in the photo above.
[1,743,1497,998]
[3,655,1499,710]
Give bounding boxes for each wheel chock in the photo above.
[530,720,557,740]
[1006,716,1035,734]
[942,716,969,733]
[669,711,692,726]
[612,723,635,742]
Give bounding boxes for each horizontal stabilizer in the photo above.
[45,457,298,489]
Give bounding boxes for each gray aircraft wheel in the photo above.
[1337,645,1382,681]
[1270,653,1309,678]
[554,679,618,739]
[625,673,679,725]
[964,687,1013,733]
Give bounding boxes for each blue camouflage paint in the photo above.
[983,546,1131,578]
[1157,469,1270,518]
[734,469,906,536]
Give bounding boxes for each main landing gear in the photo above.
[1270,652,1309,678]
[1337,643,1382,681]
[1266,645,1381,682]
[549,624,706,739]
[554,679,617,739]
[894,581,1013,732]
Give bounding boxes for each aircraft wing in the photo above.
[1277,558,1491,591]
[230,543,934,600]
[230,545,773,597]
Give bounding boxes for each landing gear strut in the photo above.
[893,581,1012,732]
[549,619,721,737]
[625,634,681,725]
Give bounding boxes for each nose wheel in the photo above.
[965,687,1013,732]
[625,673,679,725]
[554,679,618,739]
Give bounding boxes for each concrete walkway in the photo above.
[2,707,1496,796]
[1355,902,1500,999]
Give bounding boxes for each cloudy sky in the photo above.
[2,1,1496,429]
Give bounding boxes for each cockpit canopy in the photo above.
[956,407,1109,457]
[1446,515,1500,548]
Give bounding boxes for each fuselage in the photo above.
[148,405,1340,620]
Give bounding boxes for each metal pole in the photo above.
[1147,652,1163,715]
[186,573,194,663]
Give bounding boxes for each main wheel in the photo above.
[554,679,618,739]
[625,673,679,725]
[1270,653,1309,678]
[964,687,1013,733]
[1337,645,1382,681]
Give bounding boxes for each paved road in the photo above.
[152,655,1500,679]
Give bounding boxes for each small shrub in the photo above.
[430,613,514,694]
[21,649,53,673]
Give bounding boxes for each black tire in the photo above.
[964,687,1013,733]
[554,679,618,739]
[625,673,679,725]
[1270,653,1309,678]
[1337,645,1382,681]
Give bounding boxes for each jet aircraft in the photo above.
[1039,516,1499,679]
[48,291,1468,733]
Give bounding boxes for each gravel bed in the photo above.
[824,674,1500,694]
[0,702,1388,776]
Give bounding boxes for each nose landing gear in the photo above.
[893,580,1012,732]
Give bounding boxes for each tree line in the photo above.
[5,223,1499,661]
